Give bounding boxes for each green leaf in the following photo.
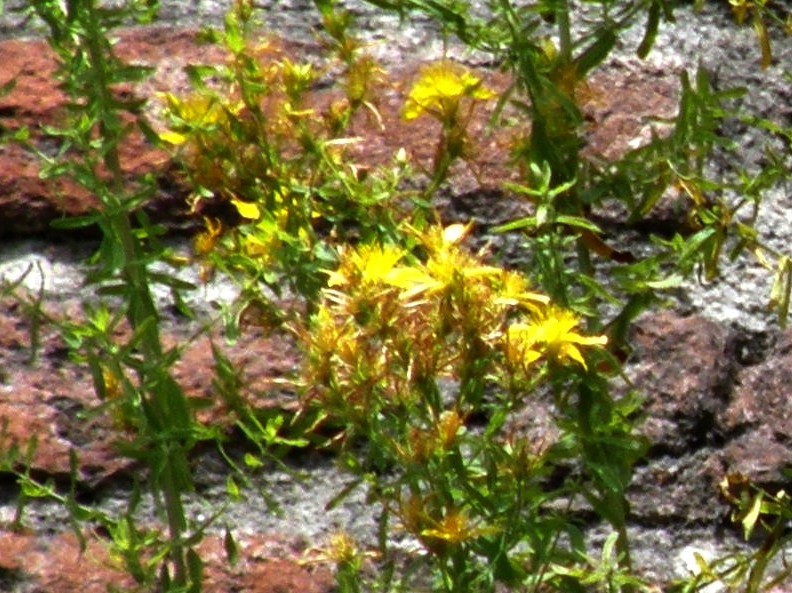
[226,475,242,501]
[325,478,363,511]
[244,452,263,469]
[186,548,204,590]
[224,527,240,566]
[573,29,616,78]
[555,215,602,233]
[184,64,218,89]
[768,256,792,329]
[492,217,537,233]
[679,227,717,262]
[50,213,102,229]
[223,11,245,55]
[754,14,772,69]
[0,77,15,98]
[637,0,661,59]
[643,273,683,290]
[147,271,197,292]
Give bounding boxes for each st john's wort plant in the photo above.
[401,59,498,194]
[296,222,646,593]
[297,0,791,589]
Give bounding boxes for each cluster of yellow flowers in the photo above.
[303,223,608,417]
[402,61,497,123]
[401,61,498,178]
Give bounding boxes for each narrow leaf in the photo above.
[573,30,616,77]
[224,527,240,566]
[754,16,772,69]
[637,0,661,59]
[742,491,763,540]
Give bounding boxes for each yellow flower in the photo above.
[383,265,440,300]
[300,531,378,569]
[421,509,499,546]
[506,307,607,370]
[326,532,361,566]
[231,198,261,220]
[383,223,500,300]
[326,244,407,289]
[402,61,496,122]
[158,92,243,145]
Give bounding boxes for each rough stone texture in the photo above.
[622,313,792,524]
[629,448,727,524]
[717,331,792,485]
[626,311,733,454]
[0,530,335,593]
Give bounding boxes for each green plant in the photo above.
[2,0,788,591]
[21,0,214,590]
[291,0,790,591]
[672,473,792,593]
[297,222,646,593]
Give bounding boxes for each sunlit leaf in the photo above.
[742,491,763,540]
[231,199,261,220]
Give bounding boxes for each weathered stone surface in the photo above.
[629,448,727,524]
[716,331,792,484]
[626,311,733,454]
[0,530,335,593]
[584,60,680,162]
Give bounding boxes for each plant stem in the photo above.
[41,0,195,587]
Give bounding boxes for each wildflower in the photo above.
[231,198,261,220]
[157,92,242,145]
[493,270,550,311]
[402,61,496,123]
[506,306,607,370]
[325,243,407,289]
[384,223,500,300]
[301,531,378,569]
[326,532,361,566]
[280,58,315,100]
[422,508,499,546]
